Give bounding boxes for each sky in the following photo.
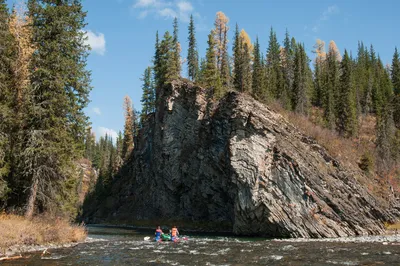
[6,0,400,141]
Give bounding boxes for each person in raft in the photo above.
[155,226,163,242]
[170,225,179,241]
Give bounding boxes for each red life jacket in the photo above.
[171,228,177,237]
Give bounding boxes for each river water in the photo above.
[3,226,400,265]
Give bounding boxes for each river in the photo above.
[3,226,400,265]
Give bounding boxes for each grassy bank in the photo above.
[0,214,87,256]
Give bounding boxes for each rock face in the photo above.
[85,80,398,238]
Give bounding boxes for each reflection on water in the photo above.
[3,226,400,265]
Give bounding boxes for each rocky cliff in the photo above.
[84,80,399,238]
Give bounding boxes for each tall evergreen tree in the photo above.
[122,95,134,160]
[391,47,400,128]
[233,23,242,91]
[336,50,357,137]
[140,66,155,121]
[252,37,263,98]
[323,41,340,128]
[187,14,199,81]
[266,27,283,99]
[203,31,219,95]
[172,17,181,79]
[281,29,295,109]
[292,44,312,115]
[22,0,91,218]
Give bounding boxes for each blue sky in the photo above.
[6,0,400,141]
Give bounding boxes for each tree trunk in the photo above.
[25,177,38,219]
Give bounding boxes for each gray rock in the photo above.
[84,80,399,238]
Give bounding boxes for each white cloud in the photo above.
[98,127,118,141]
[133,0,196,22]
[308,5,340,33]
[84,30,106,56]
[92,107,101,115]
[158,8,177,19]
[320,5,339,21]
[177,1,193,13]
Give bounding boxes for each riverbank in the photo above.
[0,214,87,259]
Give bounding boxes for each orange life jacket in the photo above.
[171,228,177,237]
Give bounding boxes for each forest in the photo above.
[1,2,399,221]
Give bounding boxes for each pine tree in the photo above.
[187,14,199,81]
[281,30,295,109]
[203,31,219,94]
[336,50,357,137]
[266,27,283,99]
[292,44,311,115]
[122,95,134,160]
[312,39,326,107]
[153,31,161,91]
[172,17,181,79]
[391,47,400,128]
[233,24,242,91]
[140,67,155,121]
[252,37,263,98]
[323,41,340,128]
[23,0,91,218]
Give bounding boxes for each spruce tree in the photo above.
[336,50,357,137]
[233,24,242,92]
[187,14,199,81]
[323,41,340,129]
[140,67,155,121]
[23,0,91,218]
[391,47,400,128]
[281,29,295,109]
[172,17,181,79]
[203,31,219,94]
[266,27,283,99]
[252,37,263,98]
[292,44,311,115]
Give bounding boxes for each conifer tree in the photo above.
[172,17,181,79]
[281,30,295,109]
[140,67,155,121]
[312,39,326,107]
[252,37,263,98]
[153,31,161,91]
[203,31,219,94]
[23,0,91,218]
[122,96,134,160]
[392,47,400,128]
[187,14,199,81]
[336,50,357,137]
[266,27,283,99]
[323,41,340,128]
[292,44,312,115]
[233,23,242,91]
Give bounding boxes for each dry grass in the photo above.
[269,102,400,197]
[0,213,87,255]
